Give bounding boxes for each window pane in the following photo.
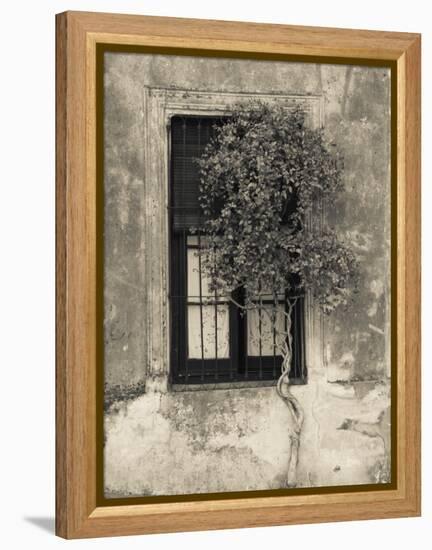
[247,306,286,356]
[186,235,208,246]
[187,248,214,300]
[188,305,229,359]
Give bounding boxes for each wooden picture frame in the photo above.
[56,10,421,539]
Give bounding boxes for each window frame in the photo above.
[168,114,307,386]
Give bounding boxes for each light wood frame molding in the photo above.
[56,10,421,539]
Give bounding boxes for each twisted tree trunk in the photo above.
[276,301,305,488]
[228,294,305,487]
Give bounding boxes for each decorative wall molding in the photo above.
[142,86,324,392]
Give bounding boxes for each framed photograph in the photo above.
[56,11,421,539]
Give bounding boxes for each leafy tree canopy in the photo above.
[195,103,358,313]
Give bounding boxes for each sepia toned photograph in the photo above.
[101,50,392,499]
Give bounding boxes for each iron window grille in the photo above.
[169,115,307,385]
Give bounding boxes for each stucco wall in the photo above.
[103,52,391,496]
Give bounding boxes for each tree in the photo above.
[195,102,359,487]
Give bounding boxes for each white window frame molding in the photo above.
[142,86,324,392]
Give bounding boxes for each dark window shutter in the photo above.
[170,116,222,231]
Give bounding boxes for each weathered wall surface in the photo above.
[104,53,391,496]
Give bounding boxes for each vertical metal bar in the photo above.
[258,296,263,379]
[229,307,234,380]
[214,290,218,380]
[245,291,249,380]
[284,293,288,378]
[293,299,298,379]
[198,231,205,380]
[228,289,234,381]
[183,228,188,382]
[197,119,205,381]
[272,308,276,377]
[182,118,189,383]
[299,297,305,380]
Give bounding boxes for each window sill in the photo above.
[170,377,307,392]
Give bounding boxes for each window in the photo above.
[169,115,306,385]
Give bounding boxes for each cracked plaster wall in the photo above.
[103,53,391,497]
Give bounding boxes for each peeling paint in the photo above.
[104,381,146,413]
[368,457,391,484]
